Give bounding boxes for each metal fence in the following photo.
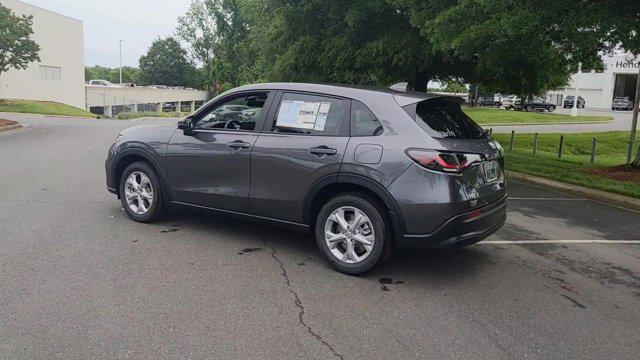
[488,129,635,165]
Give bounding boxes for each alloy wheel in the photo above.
[324,206,375,264]
[124,171,153,215]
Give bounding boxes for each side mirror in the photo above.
[178,117,196,136]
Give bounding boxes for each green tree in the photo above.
[248,0,471,91]
[176,0,219,90]
[138,37,197,87]
[85,65,140,84]
[0,3,40,83]
[441,80,468,94]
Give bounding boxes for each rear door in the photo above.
[250,91,350,224]
[166,91,272,213]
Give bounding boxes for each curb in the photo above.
[506,170,640,212]
[0,111,96,119]
[0,123,22,133]
[483,120,613,127]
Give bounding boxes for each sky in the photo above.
[22,0,193,67]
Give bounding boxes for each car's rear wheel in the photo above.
[548,105,556,112]
[315,194,391,275]
[119,161,165,222]
[525,105,533,112]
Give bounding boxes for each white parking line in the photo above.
[508,197,587,201]
[481,240,640,245]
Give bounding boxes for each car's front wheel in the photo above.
[119,161,165,222]
[547,105,556,112]
[315,194,391,275]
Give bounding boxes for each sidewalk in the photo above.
[491,108,634,133]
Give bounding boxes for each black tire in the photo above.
[314,193,392,275]
[525,105,533,112]
[547,105,556,112]
[119,161,165,223]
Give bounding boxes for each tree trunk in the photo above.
[413,70,428,92]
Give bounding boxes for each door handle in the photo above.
[228,140,251,149]
[309,146,337,156]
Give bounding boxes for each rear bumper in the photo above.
[396,196,507,249]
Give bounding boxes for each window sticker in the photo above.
[313,102,332,131]
[276,100,332,131]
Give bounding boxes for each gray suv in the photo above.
[105,83,506,274]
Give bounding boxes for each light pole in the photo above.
[628,60,640,164]
[119,39,124,84]
[571,62,582,117]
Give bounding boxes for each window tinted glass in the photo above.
[196,93,267,131]
[351,101,383,136]
[272,93,344,136]
[406,100,487,139]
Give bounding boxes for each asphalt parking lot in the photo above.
[1,114,639,359]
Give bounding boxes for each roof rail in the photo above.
[390,82,409,92]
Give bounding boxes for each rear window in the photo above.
[403,100,488,139]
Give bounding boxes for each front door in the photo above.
[250,91,350,224]
[166,91,272,213]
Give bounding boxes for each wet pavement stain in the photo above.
[297,257,314,266]
[522,243,640,291]
[161,228,180,233]
[379,278,405,291]
[238,248,263,255]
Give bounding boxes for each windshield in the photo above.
[403,99,488,139]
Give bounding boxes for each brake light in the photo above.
[405,149,482,173]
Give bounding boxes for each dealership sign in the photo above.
[605,57,640,72]
[614,60,640,69]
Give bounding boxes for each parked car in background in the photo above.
[515,97,556,112]
[477,96,495,106]
[502,95,519,110]
[563,95,585,109]
[493,94,503,107]
[88,79,116,87]
[105,83,506,275]
[162,103,177,112]
[612,96,634,111]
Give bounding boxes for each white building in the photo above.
[0,0,86,109]
[547,55,639,109]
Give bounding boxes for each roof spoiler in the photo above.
[390,82,409,92]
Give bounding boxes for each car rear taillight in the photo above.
[405,148,482,173]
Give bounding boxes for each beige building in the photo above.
[0,0,86,109]
[547,54,639,109]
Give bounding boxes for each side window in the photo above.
[351,101,383,136]
[195,93,268,131]
[271,93,344,136]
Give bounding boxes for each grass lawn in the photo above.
[0,99,96,118]
[116,111,189,120]
[464,108,612,125]
[492,131,640,198]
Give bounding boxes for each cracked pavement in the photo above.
[1,114,639,359]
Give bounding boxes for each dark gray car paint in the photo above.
[166,130,260,213]
[106,82,506,245]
